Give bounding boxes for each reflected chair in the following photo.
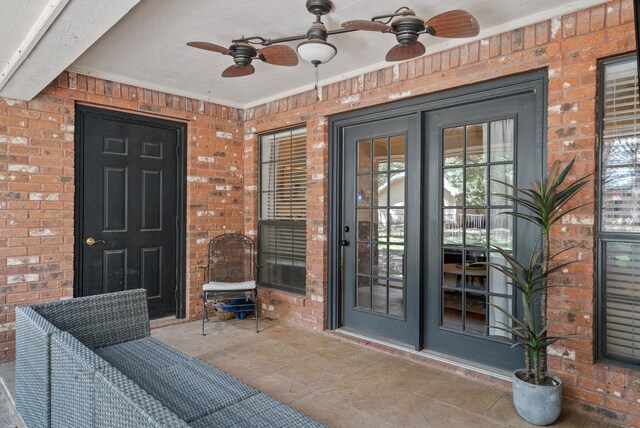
[201,233,259,335]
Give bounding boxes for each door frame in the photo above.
[73,104,187,318]
[328,70,547,352]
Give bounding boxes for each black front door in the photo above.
[424,91,542,370]
[76,107,185,319]
[341,115,420,346]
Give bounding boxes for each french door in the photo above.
[424,91,542,370]
[332,71,545,370]
[341,115,420,346]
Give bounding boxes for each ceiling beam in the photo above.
[0,0,70,92]
[0,0,140,101]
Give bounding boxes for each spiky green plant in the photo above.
[490,158,591,385]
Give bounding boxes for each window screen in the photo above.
[599,55,640,365]
[258,127,307,293]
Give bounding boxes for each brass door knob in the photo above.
[86,237,106,246]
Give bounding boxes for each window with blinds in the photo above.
[599,55,640,365]
[258,127,307,293]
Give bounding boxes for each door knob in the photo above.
[340,239,350,247]
[85,237,106,246]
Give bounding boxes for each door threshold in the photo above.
[335,328,512,382]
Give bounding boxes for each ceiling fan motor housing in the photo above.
[231,43,257,66]
[391,16,425,46]
[306,0,334,16]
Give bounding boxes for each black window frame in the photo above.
[597,53,640,368]
[257,126,308,295]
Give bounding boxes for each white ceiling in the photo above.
[21,1,610,108]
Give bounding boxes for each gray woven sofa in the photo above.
[15,289,324,427]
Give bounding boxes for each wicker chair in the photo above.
[202,233,259,335]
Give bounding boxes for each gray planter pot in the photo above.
[512,369,563,426]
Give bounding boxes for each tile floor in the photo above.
[150,319,620,428]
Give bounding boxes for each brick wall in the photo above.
[0,72,244,362]
[243,1,638,425]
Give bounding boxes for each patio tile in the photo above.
[247,372,314,404]
[376,392,498,428]
[230,338,313,367]
[315,355,440,415]
[197,348,281,383]
[291,392,391,428]
[275,355,374,390]
[415,372,505,414]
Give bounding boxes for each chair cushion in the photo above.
[189,393,325,428]
[95,337,257,422]
[203,280,256,291]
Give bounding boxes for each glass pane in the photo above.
[490,119,514,162]
[466,123,487,164]
[465,293,487,335]
[443,249,464,289]
[389,246,404,280]
[465,209,487,247]
[358,140,371,173]
[490,164,514,206]
[465,166,486,206]
[465,250,487,291]
[372,279,387,313]
[444,127,464,166]
[389,135,406,170]
[489,209,513,251]
[442,290,462,330]
[443,208,463,246]
[489,295,512,338]
[357,243,371,276]
[443,168,464,206]
[357,175,371,207]
[260,134,276,162]
[601,141,640,233]
[489,251,512,296]
[389,209,404,243]
[389,280,404,317]
[389,172,405,207]
[356,276,371,309]
[374,174,388,207]
[373,138,388,171]
[357,209,371,241]
[373,209,388,242]
[373,243,388,278]
[604,241,640,360]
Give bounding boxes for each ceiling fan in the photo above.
[185,41,298,78]
[342,7,480,62]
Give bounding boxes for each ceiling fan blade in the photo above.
[425,10,479,38]
[385,42,426,62]
[341,20,392,33]
[258,45,299,66]
[186,41,231,54]
[221,64,255,78]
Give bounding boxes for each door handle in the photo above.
[85,237,106,246]
[340,239,350,247]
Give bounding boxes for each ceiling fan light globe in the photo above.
[297,40,337,65]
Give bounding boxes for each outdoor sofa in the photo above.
[15,289,324,427]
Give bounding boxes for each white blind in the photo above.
[601,57,640,363]
[260,128,307,220]
[605,242,640,361]
[258,127,307,292]
[601,58,640,233]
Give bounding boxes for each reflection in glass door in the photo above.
[356,135,406,317]
[425,91,541,370]
[342,115,419,346]
[441,120,515,337]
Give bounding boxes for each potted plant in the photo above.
[489,158,591,426]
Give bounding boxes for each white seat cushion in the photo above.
[203,280,256,291]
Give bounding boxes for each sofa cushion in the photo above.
[189,393,325,428]
[95,337,257,422]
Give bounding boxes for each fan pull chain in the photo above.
[314,65,320,102]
